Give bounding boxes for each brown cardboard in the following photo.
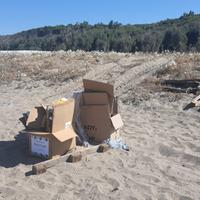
[83,79,114,113]
[79,79,124,143]
[25,99,77,159]
[80,104,122,143]
[82,92,109,105]
[80,105,112,142]
[26,106,47,131]
[52,128,76,142]
[83,79,114,97]
[28,133,76,159]
[51,137,76,157]
[52,100,75,133]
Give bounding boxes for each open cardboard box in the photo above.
[80,79,123,143]
[25,99,77,159]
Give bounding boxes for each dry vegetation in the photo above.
[0,50,123,83]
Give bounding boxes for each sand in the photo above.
[0,51,200,200]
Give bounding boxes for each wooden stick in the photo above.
[183,94,200,110]
[32,145,101,175]
[66,152,82,163]
[160,79,200,88]
[97,144,110,153]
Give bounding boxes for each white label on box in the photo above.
[31,135,49,157]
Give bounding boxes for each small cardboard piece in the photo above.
[111,114,124,130]
[26,99,77,159]
[79,79,123,143]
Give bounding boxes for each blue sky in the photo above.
[0,0,200,35]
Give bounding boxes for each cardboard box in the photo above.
[25,99,77,159]
[79,79,123,143]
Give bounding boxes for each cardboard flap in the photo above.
[83,79,114,97]
[52,128,77,142]
[26,106,46,131]
[52,99,75,133]
[80,105,113,142]
[82,92,109,105]
[111,114,123,130]
[19,115,28,128]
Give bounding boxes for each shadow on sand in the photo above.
[0,132,42,170]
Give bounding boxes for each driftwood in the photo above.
[163,87,198,94]
[31,144,110,175]
[161,79,200,94]
[97,144,111,153]
[66,152,82,163]
[183,94,200,110]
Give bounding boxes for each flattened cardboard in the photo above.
[82,92,109,105]
[111,114,124,130]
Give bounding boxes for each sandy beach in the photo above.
[0,51,200,200]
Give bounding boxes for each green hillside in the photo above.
[0,11,200,52]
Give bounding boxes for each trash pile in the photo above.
[20,99,77,159]
[20,79,127,159]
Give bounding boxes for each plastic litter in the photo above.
[106,137,129,151]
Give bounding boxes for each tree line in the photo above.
[0,11,200,52]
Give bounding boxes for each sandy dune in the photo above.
[0,51,200,200]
